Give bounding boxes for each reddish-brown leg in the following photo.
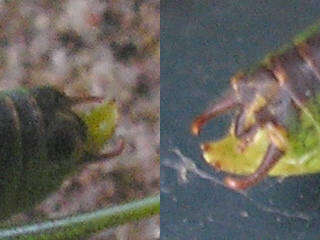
[191,92,239,135]
[236,124,259,152]
[234,108,247,137]
[97,138,125,160]
[233,110,260,151]
[224,143,284,190]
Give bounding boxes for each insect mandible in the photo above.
[0,85,124,219]
[192,22,320,190]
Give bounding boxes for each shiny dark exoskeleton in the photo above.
[0,86,124,219]
[192,29,320,190]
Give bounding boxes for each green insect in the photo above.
[192,21,320,190]
[0,85,124,220]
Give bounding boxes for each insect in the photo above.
[191,22,320,190]
[0,85,124,219]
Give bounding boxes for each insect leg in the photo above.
[96,138,125,160]
[191,91,239,135]
[236,125,259,152]
[233,109,259,151]
[234,108,247,137]
[224,143,284,190]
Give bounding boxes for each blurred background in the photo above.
[0,0,159,239]
[161,1,320,240]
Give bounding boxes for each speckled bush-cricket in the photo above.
[0,85,124,219]
[191,22,320,190]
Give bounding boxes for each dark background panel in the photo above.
[161,1,320,240]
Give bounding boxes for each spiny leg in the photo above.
[191,91,239,135]
[96,138,125,160]
[224,143,284,190]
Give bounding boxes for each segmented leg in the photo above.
[234,108,247,137]
[224,143,284,190]
[191,91,239,135]
[236,125,259,152]
[97,138,125,160]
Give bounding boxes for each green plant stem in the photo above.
[0,194,160,240]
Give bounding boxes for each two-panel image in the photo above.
[1,1,320,239]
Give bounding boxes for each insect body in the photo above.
[0,86,123,219]
[192,23,320,190]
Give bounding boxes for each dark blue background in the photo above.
[161,1,320,240]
